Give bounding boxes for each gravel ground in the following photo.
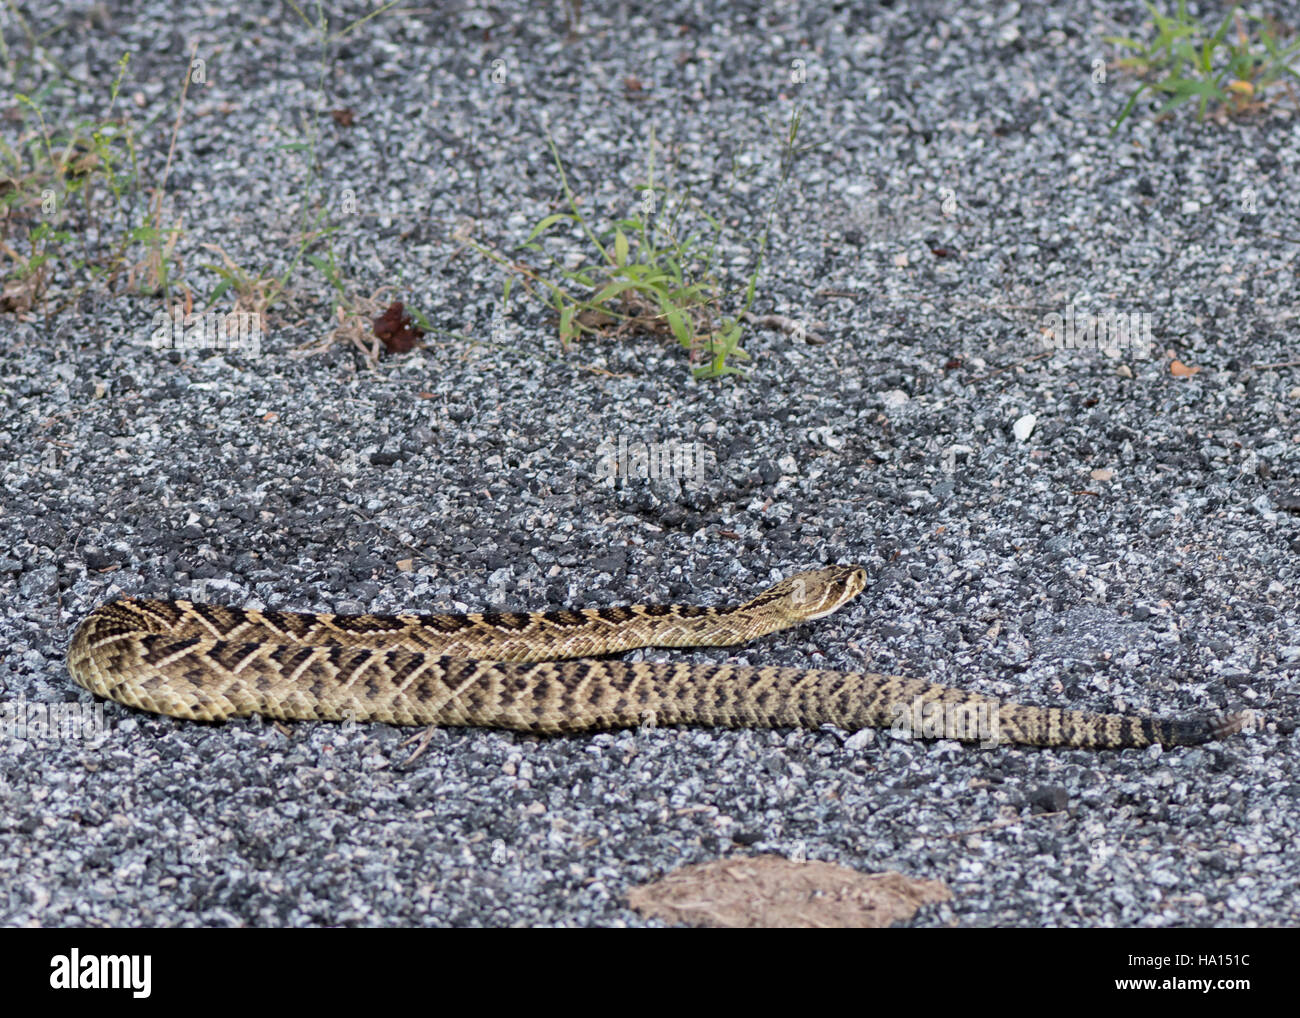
[2,0,1298,927]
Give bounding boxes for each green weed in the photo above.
[1107,2,1300,133]
[478,109,806,380]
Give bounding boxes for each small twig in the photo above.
[152,41,198,232]
[940,810,1066,840]
[397,725,437,768]
[964,350,1052,382]
[741,311,827,345]
[1254,359,1300,370]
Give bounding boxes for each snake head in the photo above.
[759,565,869,621]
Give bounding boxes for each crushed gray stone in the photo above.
[0,0,1296,927]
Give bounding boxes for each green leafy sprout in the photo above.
[1107,2,1300,134]
[477,109,806,380]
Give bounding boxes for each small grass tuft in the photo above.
[476,109,806,380]
[1107,2,1300,134]
[0,53,159,311]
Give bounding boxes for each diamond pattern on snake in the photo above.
[66,566,1248,749]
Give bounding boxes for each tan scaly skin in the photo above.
[66,565,1248,748]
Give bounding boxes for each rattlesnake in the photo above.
[66,566,1247,748]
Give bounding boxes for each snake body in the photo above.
[67,566,1246,748]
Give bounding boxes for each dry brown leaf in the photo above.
[0,272,38,313]
[1170,359,1201,377]
[575,308,618,331]
[374,300,424,354]
[627,855,950,928]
